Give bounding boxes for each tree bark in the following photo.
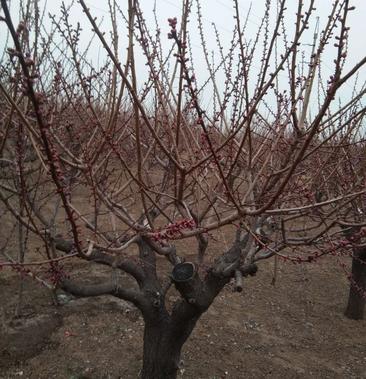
[345,246,366,320]
[140,314,199,379]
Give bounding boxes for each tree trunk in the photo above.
[344,247,366,320]
[140,315,198,379]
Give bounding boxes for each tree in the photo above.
[316,134,366,320]
[339,143,366,320]
[0,0,365,377]
[345,238,366,320]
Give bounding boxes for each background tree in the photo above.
[0,0,365,377]
[310,118,366,320]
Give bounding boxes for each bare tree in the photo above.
[1,0,365,377]
[311,123,366,319]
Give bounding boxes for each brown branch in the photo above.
[60,278,144,307]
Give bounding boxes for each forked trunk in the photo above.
[140,316,198,379]
[345,247,366,320]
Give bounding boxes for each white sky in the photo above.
[1,0,365,114]
[52,1,366,71]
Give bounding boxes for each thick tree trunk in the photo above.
[140,316,198,379]
[344,247,366,320]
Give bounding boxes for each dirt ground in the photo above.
[1,253,366,379]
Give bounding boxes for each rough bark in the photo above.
[344,246,366,320]
[139,252,239,378]
[59,237,257,378]
[141,313,199,379]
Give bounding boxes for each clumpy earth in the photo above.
[1,255,366,379]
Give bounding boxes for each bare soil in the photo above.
[1,254,366,379]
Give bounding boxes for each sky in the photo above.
[1,0,365,115]
[32,1,366,69]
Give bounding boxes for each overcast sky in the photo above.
[1,0,365,113]
[43,0,366,70]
